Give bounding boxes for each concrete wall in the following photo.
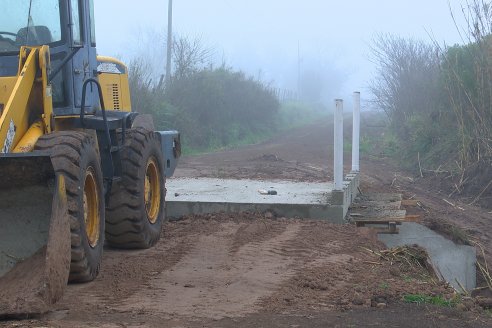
[330,171,360,222]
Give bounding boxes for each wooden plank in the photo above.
[355,220,403,226]
[354,215,407,223]
[352,200,402,210]
[355,215,419,224]
[401,199,419,206]
[352,209,407,220]
[359,193,402,202]
[404,214,421,222]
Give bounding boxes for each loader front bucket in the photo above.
[0,155,70,317]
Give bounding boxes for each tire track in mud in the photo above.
[115,221,305,319]
[52,222,206,314]
[229,219,288,254]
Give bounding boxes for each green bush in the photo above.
[165,67,280,150]
[370,33,492,174]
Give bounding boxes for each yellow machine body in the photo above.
[0,46,53,154]
[0,46,71,316]
[0,0,178,317]
[0,46,134,316]
[97,56,132,113]
[53,56,132,132]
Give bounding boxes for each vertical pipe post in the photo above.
[334,99,344,191]
[352,92,360,172]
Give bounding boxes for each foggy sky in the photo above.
[94,1,468,102]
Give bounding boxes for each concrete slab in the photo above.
[378,223,476,292]
[168,178,334,203]
[166,176,359,223]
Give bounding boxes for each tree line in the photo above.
[128,35,280,152]
[370,0,492,205]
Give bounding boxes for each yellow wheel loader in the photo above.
[0,0,180,317]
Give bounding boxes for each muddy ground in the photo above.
[2,119,492,327]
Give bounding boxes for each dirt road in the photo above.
[2,120,492,327]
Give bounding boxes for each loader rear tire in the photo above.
[35,132,105,283]
[105,128,165,249]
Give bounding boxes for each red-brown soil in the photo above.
[1,119,491,327]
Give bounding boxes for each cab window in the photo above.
[0,0,62,53]
[70,0,83,45]
[89,0,96,46]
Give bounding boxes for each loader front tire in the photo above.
[35,132,105,283]
[106,128,165,249]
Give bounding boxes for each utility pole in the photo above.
[166,0,173,86]
[297,41,301,101]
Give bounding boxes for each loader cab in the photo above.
[0,0,98,115]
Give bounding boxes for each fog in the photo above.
[94,0,467,103]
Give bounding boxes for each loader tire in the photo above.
[35,132,105,283]
[106,128,165,249]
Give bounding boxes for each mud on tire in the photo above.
[105,128,165,249]
[35,132,105,283]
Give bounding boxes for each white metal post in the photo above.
[334,99,344,191]
[352,92,360,172]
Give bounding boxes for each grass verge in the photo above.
[403,294,459,307]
